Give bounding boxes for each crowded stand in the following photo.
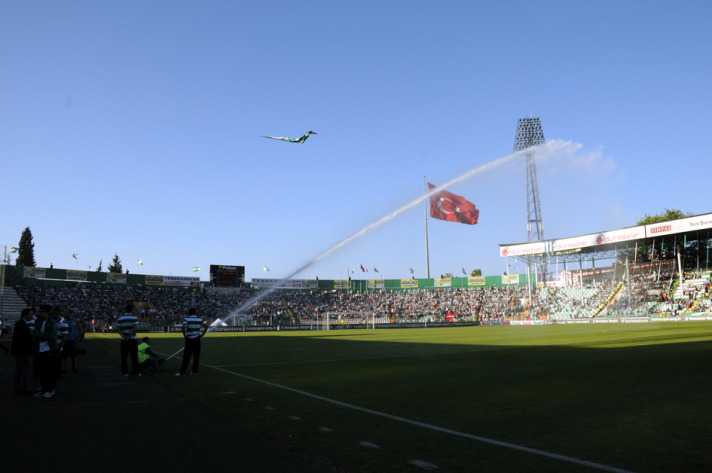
[248,285,529,325]
[11,283,531,328]
[14,284,253,331]
[3,262,711,332]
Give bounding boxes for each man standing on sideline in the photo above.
[62,311,81,373]
[53,306,68,380]
[0,319,8,359]
[117,303,140,376]
[176,307,207,376]
[33,305,58,398]
[11,308,34,394]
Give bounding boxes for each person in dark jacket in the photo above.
[11,308,35,394]
[33,305,58,398]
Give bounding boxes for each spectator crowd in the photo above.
[8,269,712,331]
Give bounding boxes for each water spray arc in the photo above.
[207,140,574,331]
[165,346,184,362]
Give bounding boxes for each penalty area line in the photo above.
[203,363,634,473]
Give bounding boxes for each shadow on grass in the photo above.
[117,324,712,473]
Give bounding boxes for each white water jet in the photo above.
[208,140,579,331]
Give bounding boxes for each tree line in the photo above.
[8,227,124,272]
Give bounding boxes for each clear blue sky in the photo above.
[2,1,710,282]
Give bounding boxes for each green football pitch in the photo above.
[91,323,712,472]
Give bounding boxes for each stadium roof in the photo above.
[499,211,712,262]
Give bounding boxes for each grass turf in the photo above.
[90,323,712,472]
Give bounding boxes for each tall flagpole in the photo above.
[424,177,431,279]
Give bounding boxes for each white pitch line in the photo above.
[359,441,379,448]
[204,362,635,473]
[410,459,439,470]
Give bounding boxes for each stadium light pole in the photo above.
[625,254,631,307]
[423,177,431,279]
[513,117,546,281]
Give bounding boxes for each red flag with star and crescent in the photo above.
[428,183,479,225]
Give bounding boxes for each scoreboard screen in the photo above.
[210,265,245,287]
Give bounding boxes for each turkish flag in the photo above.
[428,183,479,225]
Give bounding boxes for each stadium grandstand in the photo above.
[1,212,711,333]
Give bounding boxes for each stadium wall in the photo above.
[1,265,200,288]
[316,274,530,291]
[3,265,531,291]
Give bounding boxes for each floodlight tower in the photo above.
[513,117,545,243]
[513,117,547,285]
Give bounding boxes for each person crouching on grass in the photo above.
[137,337,165,374]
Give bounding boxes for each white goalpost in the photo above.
[314,311,377,330]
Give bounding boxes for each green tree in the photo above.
[626,209,693,264]
[108,253,122,273]
[15,227,36,267]
[96,259,103,272]
[637,208,691,226]
[441,272,454,279]
[640,210,712,271]
[470,269,482,277]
